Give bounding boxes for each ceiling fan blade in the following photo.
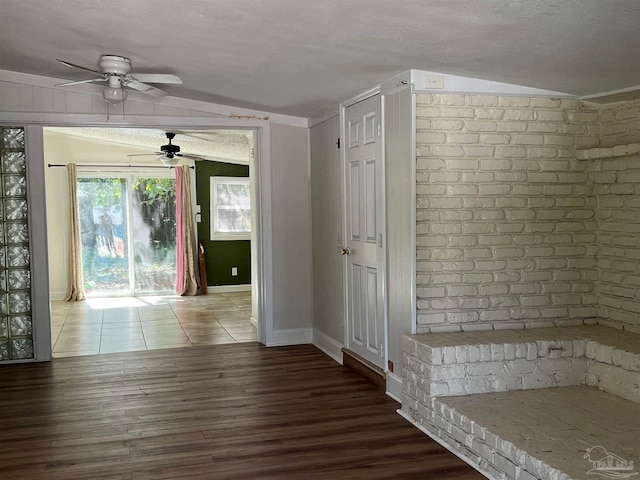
[123,78,169,97]
[56,59,104,76]
[127,152,163,157]
[56,78,107,87]
[132,74,182,84]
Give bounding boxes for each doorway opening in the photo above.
[43,127,258,357]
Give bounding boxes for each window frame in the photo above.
[210,176,251,241]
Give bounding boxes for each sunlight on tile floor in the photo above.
[50,292,256,358]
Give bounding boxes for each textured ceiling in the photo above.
[2,0,640,117]
[47,128,253,163]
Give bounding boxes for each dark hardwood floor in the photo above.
[0,343,485,479]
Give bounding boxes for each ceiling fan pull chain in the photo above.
[121,85,126,120]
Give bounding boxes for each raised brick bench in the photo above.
[401,326,640,480]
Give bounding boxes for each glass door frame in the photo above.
[77,168,177,297]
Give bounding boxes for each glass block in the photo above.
[2,175,26,197]
[0,270,5,290]
[2,129,25,149]
[2,151,26,173]
[0,247,4,266]
[0,341,8,361]
[5,222,28,244]
[8,269,30,290]
[7,246,29,267]
[0,296,6,315]
[4,199,27,220]
[10,338,33,359]
[0,317,7,338]
[8,292,30,314]
[9,316,32,337]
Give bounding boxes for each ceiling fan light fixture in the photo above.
[102,86,128,105]
[159,155,180,166]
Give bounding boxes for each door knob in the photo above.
[340,247,351,256]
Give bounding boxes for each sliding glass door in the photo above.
[131,177,177,294]
[77,174,176,296]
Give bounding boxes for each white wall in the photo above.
[384,86,416,395]
[269,123,313,342]
[310,116,344,355]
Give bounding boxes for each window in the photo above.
[210,176,251,240]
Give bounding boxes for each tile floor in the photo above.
[50,292,256,358]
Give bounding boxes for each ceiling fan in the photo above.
[128,132,206,166]
[56,55,182,105]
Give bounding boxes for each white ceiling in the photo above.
[2,0,640,117]
[46,128,253,163]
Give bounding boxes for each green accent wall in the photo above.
[195,161,251,286]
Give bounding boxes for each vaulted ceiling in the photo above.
[2,1,640,117]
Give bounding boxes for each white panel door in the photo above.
[343,95,385,368]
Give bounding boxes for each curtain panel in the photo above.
[64,163,86,301]
[175,166,200,296]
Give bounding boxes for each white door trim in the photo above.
[26,126,52,361]
[3,114,273,360]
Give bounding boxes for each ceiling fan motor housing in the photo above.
[99,55,132,75]
[161,132,181,158]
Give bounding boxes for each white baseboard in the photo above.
[267,328,313,346]
[397,409,499,480]
[312,329,344,365]
[49,291,66,301]
[208,284,251,293]
[250,317,258,329]
[386,372,403,402]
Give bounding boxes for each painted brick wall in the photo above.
[597,98,640,147]
[589,100,640,333]
[415,94,600,333]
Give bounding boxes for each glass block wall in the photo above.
[0,127,33,361]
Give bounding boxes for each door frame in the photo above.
[339,89,388,370]
[74,169,177,297]
[2,116,272,362]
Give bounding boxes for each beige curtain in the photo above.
[64,163,85,301]
[175,166,200,296]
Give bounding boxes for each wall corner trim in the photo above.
[268,328,313,346]
[386,372,403,402]
[312,329,344,365]
[308,105,340,128]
